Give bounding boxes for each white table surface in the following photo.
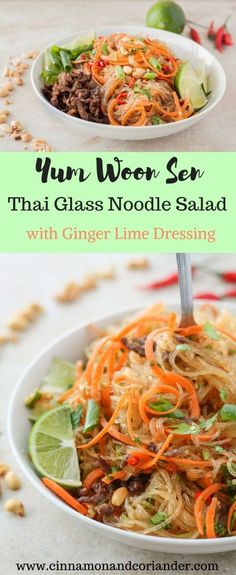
[0,0,235,151]
[1,252,236,574]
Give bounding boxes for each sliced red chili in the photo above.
[189,27,202,45]
[215,26,225,51]
[220,272,236,283]
[223,32,234,46]
[127,456,140,466]
[194,292,221,301]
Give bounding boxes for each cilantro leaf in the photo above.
[150,511,168,526]
[169,422,200,435]
[199,413,218,431]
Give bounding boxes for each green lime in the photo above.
[146,1,186,34]
[40,357,76,396]
[29,405,81,487]
[175,61,208,110]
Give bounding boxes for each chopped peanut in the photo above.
[5,471,21,490]
[5,81,14,91]
[55,282,82,303]
[111,487,128,506]
[15,77,24,86]
[7,302,44,331]
[0,463,10,476]
[0,333,18,345]
[21,132,32,143]
[96,267,116,280]
[4,499,25,516]
[0,86,10,98]
[22,51,39,60]
[127,258,150,270]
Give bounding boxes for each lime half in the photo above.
[146,1,186,34]
[29,405,81,488]
[175,62,208,110]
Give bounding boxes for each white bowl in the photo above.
[8,303,236,554]
[31,26,226,140]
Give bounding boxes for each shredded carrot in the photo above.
[84,336,111,389]
[116,315,168,339]
[77,392,129,449]
[139,384,181,424]
[102,470,126,484]
[137,433,173,471]
[227,500,236,535]
[83,468,105,490]
[145,329,200,418]
[177,325,203,336]
[205,497,219,538]
[90,341,123,401]
[42,477,88,515]
[101,416,138,446]
[162,457,212,468]
[168,312,177,329]
[194,483,224,535]
[127,390,137,440]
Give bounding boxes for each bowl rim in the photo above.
[31,25,227,134]
[8,300,236,551]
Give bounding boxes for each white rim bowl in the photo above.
[31,26,226,141]
[8,302,236,554]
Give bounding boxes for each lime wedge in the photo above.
[40,357,76,397]
[29,405,81,487]
[175,61,208,110]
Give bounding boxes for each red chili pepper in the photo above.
[222,289,236,299]
[208,21,216,40]
[127,456,139,466]
[96,59,106,69]
[215,26,225,51]
[162,65,170,73]
[189,27,202,45]
[223,32,234,46]
[140,267,196,291]
[194,292,221,301]
[220,272,236,283]
[116,91,128,105]
[129,77,135,88]
[140,272,179,290]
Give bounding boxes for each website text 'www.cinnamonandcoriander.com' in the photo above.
[15,559,219,573]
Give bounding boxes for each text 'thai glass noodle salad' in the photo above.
[26,304,236,539]
[41,32,209,126]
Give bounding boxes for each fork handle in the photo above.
[176,254,196,327]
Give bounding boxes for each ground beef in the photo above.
[77,481,110,504]
[121,336,157,358]
[121,337,146,357]
[96,503,114,516]
[42,70,107,124]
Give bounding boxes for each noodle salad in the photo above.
[26,304,236,539]
[41,32,209,126]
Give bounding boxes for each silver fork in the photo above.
[176,253,196,327]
